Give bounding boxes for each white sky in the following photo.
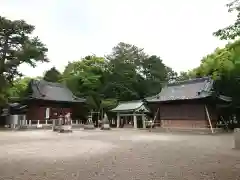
[1,0,237,77]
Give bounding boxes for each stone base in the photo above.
[234,129,240,150]
[37,124,43,128]
[58,125,72,133]
[84,124,95,130]
[149,127,224,134]
[72,124,84,128]
[101,124,111,130]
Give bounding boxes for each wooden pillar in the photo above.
[133,115,137,129]
[205,105,214,134]
[117,112,120,128]
[150,108,159,131]
[142,114,146,129]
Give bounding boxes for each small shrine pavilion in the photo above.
[110,100,149,129]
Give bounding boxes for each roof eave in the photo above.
[23,97,86,103]
[147,96,211,103]
[110,109,136,112]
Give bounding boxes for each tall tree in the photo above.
[43,67,61,82]
[62,55,107,110]
[103,43,172,100]
[186,40,240,106]
[62,42,173,110]
[105,42,148,100]
[212,1,240,114]
[141,55,169,96]
[0,16,48,105]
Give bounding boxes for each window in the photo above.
[45,108,50,119]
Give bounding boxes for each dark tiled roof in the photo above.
[146,77,213,102]
[26,79,85,103]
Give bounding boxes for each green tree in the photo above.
[62,42,174,111]
[165,66,178,82]
[43,67,62,82]
[8,77,31,98]
[0,16,48,105]
[212,1,240,116]
[141,55,170,96]
[104,42,146,100]
[187,40,240,107]
[177,71,191,81]
[105,43,171,100]
[62,55,107,110]
[213,0,240,40]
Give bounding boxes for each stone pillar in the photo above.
[23,115,26,125]
[117,113,120,128]
[76,120,78,124]
[45,120,48,125]
[142,114,146,129]
[37,120,40,125]
[52,119,55,131]
[133,115,137,129]
[29,120,32,126]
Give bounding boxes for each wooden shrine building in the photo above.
[111,100,149,129]
[146,77,231,132]
[21,79,86,125]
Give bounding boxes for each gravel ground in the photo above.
[0,129,239,180]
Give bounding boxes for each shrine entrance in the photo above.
[110,100,149,129]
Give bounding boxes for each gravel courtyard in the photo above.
[0,129,239,180]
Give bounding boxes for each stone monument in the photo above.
[59,113,72,133]
[84,116,95,130]
[101,113,111,130]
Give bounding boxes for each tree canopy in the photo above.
[8,76,31,99]
[43,67,62,82]
[179,39,240,107]
[0,16,48,105]
[214,0,240,40]
[59,43,175,111]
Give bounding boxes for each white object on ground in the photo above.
[234,128,240,149]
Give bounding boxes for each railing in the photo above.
[5,119,85,129]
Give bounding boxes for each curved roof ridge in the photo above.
[111,100,144,112]
[118,99,142,104]
[32,79,66,87]
[168,77,211,87]
[26,79,85,103]
[145,76,213,102]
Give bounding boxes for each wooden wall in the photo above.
[149,101,218,129]
[160,104,205,120]
[26,104,71,121]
